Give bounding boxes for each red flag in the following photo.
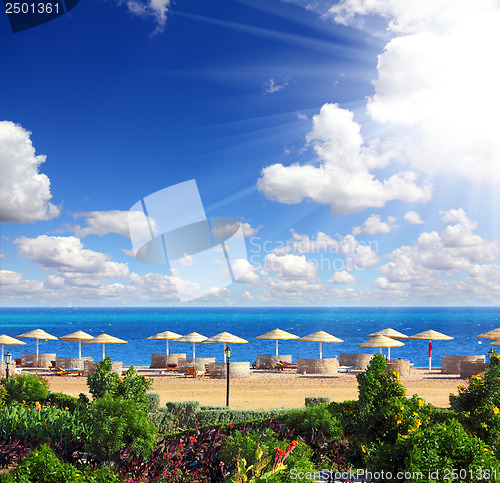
[428,340,432,357]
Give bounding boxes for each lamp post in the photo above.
[224,346,232,407]
[489,348,495,361]
[4,351,12,379]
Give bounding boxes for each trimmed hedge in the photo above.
[305,396,332,406]
[200,405,231,411]
[145,392,160,412]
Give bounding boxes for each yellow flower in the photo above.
[400,406,405,411]
[407,428,414,433]
[22,400,26,405]
[418,399,424,408]
[458,385,465,390]
[35,401,41,411]
[443,427,447,431]
[361,445,366,453]
[35,453,38,456]
[64,406,69,411]
[412,412,419,417]
[484,448,489,453]
[399,434,408,439]
[482,423,488,428]
[415,420,422,428]
[493,407,499,414]
[396,420,402,425]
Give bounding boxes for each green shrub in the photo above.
[2,373,48,404]
[46,392,80,412]
[0,387,7,409]
[366,419,500,482]
[200,405,231,411]
[145,392,161,412]
[220,428,316,482]
[0,444,121,482]
[305,396,332,406]
[149,406,173,434]
[85,395,157,464]
[276,404,342,440]
[450,352,500,447]
[165,400,201,430]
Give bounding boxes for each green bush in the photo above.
[45,392,80,412]
[450,352,500,447]
[305,396,332,406]
[276,404,342,440]
[200,405,231,411]
[0,387,7,408]
[87,356,152,406]
[220,428,316,482]
[149,406,173,434]
[145,392,161,412]
[85,395,157,464]
[0,444,121,483]
[165,400,201,430]
[366,419,500,482]
[2,373,48,404]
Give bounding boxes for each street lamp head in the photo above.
[224,346,232,361]
[4,351,13,364]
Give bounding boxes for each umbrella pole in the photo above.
[166,340,169,358]
[193,342,196,362]
[223,342,226,363]
[36,339,39,362]
[276,339,278,356]
[102,343,105,361]
[388,347,391,361]
[319,342,322,359]
[79,341,82,358]
[1,345,3,362]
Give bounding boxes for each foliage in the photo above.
[149,407,173,434]
[304,396,332,406]
[0,404,88,445]
[0,388,7,409]
[200,405,231,411]
[450,352,500,447]
[146,392,161,412]
[220,428,316,482]
[45,392,80,412]
[0,438,30,469]
[365,419,500,482]
[84,394,157,465]
[165,401,201,431]
[0,444,122,483]
[1,373,48,404]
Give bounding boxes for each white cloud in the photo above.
[264,78,288,94]
[125,0,171,34]
[273,230,339,255]
[177,253,194,267]
[404,211,424,225]
[329,0,500,184]
[352,214,396,235]
[329,270,357,284]
[0,121,60,223]
[231,258,260,285]
[72,210,158,238]
[297,113,308,120]
[257,103,432,214]
[14,235,129,287]
[211,221,262,239]
[265,253,317,280]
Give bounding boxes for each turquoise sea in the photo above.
[0,307,499,367]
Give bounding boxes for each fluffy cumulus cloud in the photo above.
[125,0,171,34]
[329,0,500,184]
[328,270,357,284]
[404,211,424,225]
[352,214,396,235]
[14,235,129,287]
[374,209,500,302]
[0,121,60,223]
[258,103,432,214]
[71,210,158,238]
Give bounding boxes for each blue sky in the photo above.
[1,0,500,306]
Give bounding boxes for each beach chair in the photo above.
[184,366,206,378]
[204,364,210,376]
[337,366,355,373]
[55,367,84,376]
[167,363,178,371]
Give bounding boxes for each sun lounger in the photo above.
[184,366,206,378]
[55,367,84,376]
[167,363,178,371]
[337,366,355,373]
[275,361,297,371]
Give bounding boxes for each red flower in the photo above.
[189,436,196,443]
[229,423,234,428]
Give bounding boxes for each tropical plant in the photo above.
[1,373,48,404]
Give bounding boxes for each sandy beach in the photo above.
[34,367,465,409]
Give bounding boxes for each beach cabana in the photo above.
[82,333,127,360]
[58,331,94,358]
[368,328,409,360]
[172,332,207,359]
[146,331,182,356]
[299,331,343,359]
[358,335,405,360]
[0,335,26,361]
[17,329,58,360]
[203,331,248,362]
[409,329,453,373]
[255,329,299,356]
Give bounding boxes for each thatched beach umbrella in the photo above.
[17,329,58,360]
[299,331,343,359]
[82,334,127,360]
[478,328,500,339]
[146,331,182,357]
[172,332,207,360]
[358,335,405,360]
[0,334,26,361]
[203,331,248,362]
[409,329,453,374]
[368,328,409,339]
[59,331,94,358]
[255,329,299,356]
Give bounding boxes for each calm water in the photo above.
[0,307,499,367]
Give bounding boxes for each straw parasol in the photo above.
[82,333,127,360]
[17,329,58,360]
[358,335,405,360]
[478,328,500,339]
[0,334,26,361]
[368,328,409,360]
[299,331,343,359]
[58,331,94,358]
[203,331,248,362]
[255,329,299,356]
[490,339,500,346]
[408,329,453,373]
[146,331,182,357]
[172,332,207,360]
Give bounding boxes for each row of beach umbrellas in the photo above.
[4,327,500,373]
